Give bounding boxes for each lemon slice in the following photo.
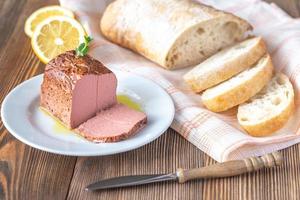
[25,5,74,37]
[31,16,86,63]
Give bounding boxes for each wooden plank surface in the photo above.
[0,0,299,200]
[0,0,77,200]
[265,0,300,17]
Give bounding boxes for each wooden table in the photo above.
[1,0,300,199]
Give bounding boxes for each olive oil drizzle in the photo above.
[117,94,142,111]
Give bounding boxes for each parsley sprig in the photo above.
[76,36,93,57]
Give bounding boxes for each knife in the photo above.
[86,151,282,191]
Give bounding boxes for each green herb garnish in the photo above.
[75,36,93,57]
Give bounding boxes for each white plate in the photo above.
[1,71,174,156]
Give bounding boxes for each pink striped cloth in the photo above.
[59,0,300,162]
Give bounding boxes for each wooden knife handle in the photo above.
[177,151,283,183]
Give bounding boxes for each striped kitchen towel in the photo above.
[59,0,300,162]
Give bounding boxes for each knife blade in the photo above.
[85,152,282,191]
[86,173,178,191]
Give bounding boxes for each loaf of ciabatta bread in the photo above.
[237,73,295,136]
[201,54,273,112]
[184,37,266,92]
[100,0,252,69]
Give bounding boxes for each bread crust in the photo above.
[184,37,267,92]
[100,0,252,69]
[237,73,295,136]
[201,54,273,112]
[239,100,294,136]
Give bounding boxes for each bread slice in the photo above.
[201,54,273,112]
[237,73,295,136]
[101,0,252,69]
[184,37,266,92]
